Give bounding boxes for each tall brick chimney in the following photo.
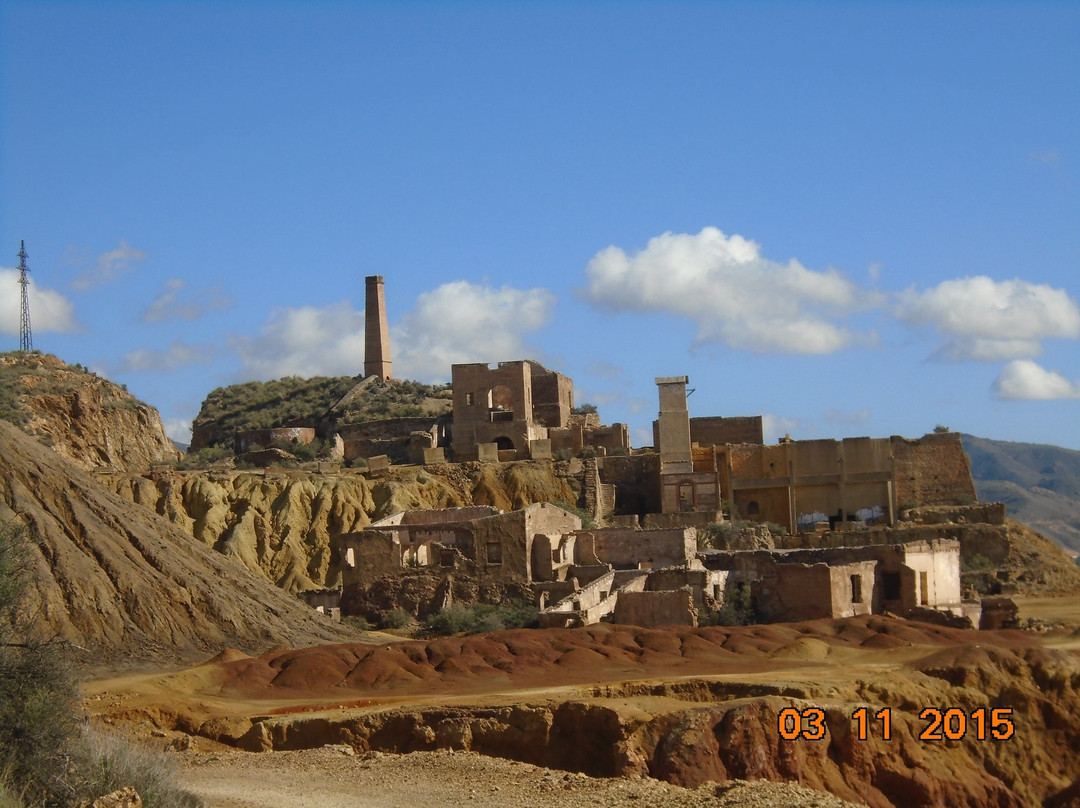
[364,275,392,380]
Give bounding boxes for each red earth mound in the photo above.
[207,617,1039,700]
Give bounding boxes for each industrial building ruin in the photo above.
[336,501,966,629]
[451,360,630,461]
[330,366,985,630]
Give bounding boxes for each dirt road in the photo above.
[179,746,865,808]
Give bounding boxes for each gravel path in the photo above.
[179,746,867,808]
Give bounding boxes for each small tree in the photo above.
[0,520,78,804]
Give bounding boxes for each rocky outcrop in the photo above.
[1,352,179,472]
[0,420,359,665]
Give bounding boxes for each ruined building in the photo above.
[450,360,629,461]
[622,375,976,534]
[336,499,966,630]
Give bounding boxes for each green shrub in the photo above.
[552,499,595,529]
[423,601,538,636]
[175,446,230,470]
[342,615,372,631]
[65,728,201,808]
[963,553,995,572]
[380,608,414,629]
[704,584,758,627]
[0,521,79,805]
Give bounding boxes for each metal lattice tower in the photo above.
[17,240,33,352]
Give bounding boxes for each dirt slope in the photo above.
[0,420,361,666]
[89,617,1080,808]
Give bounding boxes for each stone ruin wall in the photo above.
[689,416,764,447]
[891,432,976,509]
[599,454,661,520]
[235,426,316,453]
[613,589,696,628]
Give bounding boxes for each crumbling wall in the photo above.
[892,433,976,508]
[899,540,962,610]
[903,502,1006,526]
[600,454,660,519]
[688,416,764,447]
[752,563,834,621]
[576,527,694,570]
[528,361,573,428]
[613,589,696,627]
[235,426,316,453]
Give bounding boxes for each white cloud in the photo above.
[71,240,148,290]
[108,341,216,374]
[142,278,233,323]
[232,281,555,382]
[762,413,806,443]
[0,268,79,335]
[930,338,1043,362]
[232,301,366,379]
[392,281,555,380]
[992,360,1080,400]
[163,418,193,445]
[896,276,1080,361]
[580,227,881,355]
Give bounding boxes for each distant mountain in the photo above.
[961,434,1080,554]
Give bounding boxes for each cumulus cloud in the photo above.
[392,281,555,379]
[71,240,148,290]
[105,341,216,374]
[762,413,806,443]
[896,276,1080,362]
[162,417,193,445]
[580,227,881,355]
[992,360,1080,400]
[232,301,366,379]
[0,268,79,335]
[141,278,233,323]
[233,281,555,382]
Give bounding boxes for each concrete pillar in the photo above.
[364,275,392,379]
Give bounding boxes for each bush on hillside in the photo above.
[423,602,539,636]
[0,521,201,807]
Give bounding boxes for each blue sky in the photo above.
[2,1,1078,450]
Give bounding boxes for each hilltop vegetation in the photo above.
[190,374,453,450]
[0,352,179,471]
[962,434,1080,553]
[0,351,108,426]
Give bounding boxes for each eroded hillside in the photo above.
[0,420,359,666]
[105,461,581,591]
